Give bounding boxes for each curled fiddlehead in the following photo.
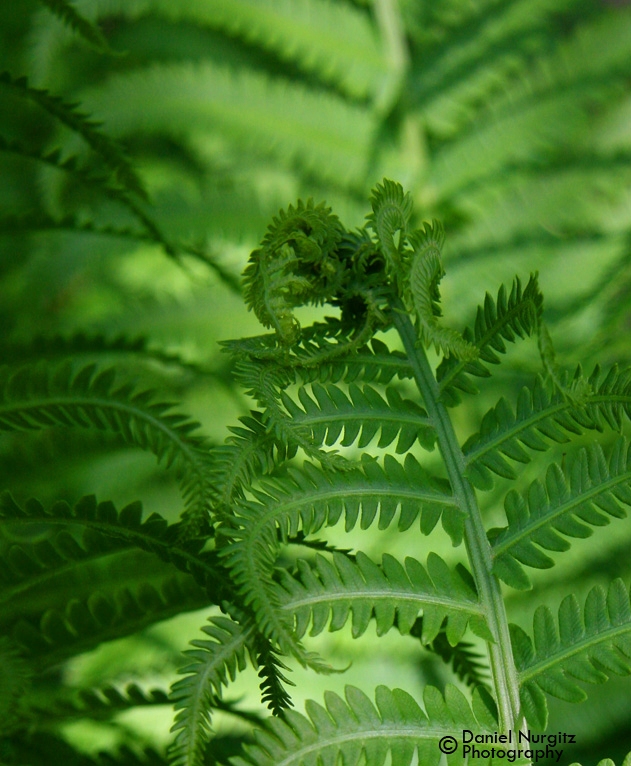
[242,199,346,345]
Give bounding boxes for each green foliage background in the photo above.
[3,1,631,764]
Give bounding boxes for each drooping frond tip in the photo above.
[242,199,345,345]
[406,220,478,361]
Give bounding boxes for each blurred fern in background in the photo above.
[3,1,631,764]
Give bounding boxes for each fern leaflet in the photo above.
[511,579,631,729]
[230,683,496,766]
[277,551,490,644]
[0,364,214,528]
[169,616,253,766]
[492,439,631,589]
[437,274,544,405]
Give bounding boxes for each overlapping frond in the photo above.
[146,0,389,101]
[11,568,206,671]
[219,454,460,665]
[492,439,631,589]
[0,364,214,526]
[0,493,221,593]
[28,684,169,723]
[437,274,543,405]
[464,365,631,490]
[0,332,214,380]
[277,551,489,645]
[0,637,32,734]
[230,683,496,766]
[208,411,288,519]
[511,580,631,729]
[78,61,375,188]
[410,617,491,690]
[169,616,253,766]
[36,0,113,52]
[0,70,145,198]
[233,358,348,470]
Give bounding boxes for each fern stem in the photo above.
[392,305,521,734]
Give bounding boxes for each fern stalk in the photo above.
[392,303,522,734]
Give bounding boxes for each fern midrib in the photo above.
[392,305,521,733]
[243,481,457,529]
[279,586,483,615]
[271,725,468,766]
[492,469,631,557]
[518,620,631,685]
[292,404,431,437]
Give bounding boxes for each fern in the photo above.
[511,579,631,729]
[6,2,631,757]
[436,274,544,404]
[277,550,490,644]
[35,0,114,53]
[0,70,146,199]
[0,365,215,529]
[230,683,498,766]
[169,617,253,766]
[492,438,631,589]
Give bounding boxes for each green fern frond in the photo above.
[233,358,348,470]
[293,334,414,386]
[0,332,216,381]
[78,61,375,188]
[430,11,631,201]
[230,683,495,766]
[411,0,566,133]
[279,381,435,453]
[463,365,631,490]
[366,179,413,274]
[406,220,478,361]
[208,411,290,519]
[0,211,148,240]
[410,617,491,690]
[511,579,631,729]
[0,637,32,734]
[143,0,389,101]
[0,493,221,593]
[169,616,253,766]
[242,198,345,344]
[252,633,295,715]
[492,439,631,589]
[277,551,489,645]
[570,757,631,766]
[0,70,146,199]
[0,364,214,526]
[437,274,543,404]
[36,0,114,52]
[0,209,235,280]
[219,455,461,664]
[27,683,169,723]
[11,570,207,670]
